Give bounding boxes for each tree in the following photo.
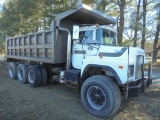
[116,0,127,46]
[0,31,5,54]
[153,2,160,62]
[102,0,134,46]
[0,0,79,36]
[133,0,141,47]
[141,0,147,49]
[0,0,158,53]
[0,0,43,36]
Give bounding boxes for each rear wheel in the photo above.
[17,64,28,84]
[81,75,121,118]
[27,65,41,87]
[39,66,48,86]
[8,62,17,80]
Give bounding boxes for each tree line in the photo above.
[0,0,159,62]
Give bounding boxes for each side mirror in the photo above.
[72,25,79,40]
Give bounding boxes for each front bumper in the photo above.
[128,63,152,98]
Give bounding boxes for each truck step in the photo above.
[64,69,80,83]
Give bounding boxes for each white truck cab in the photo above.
[72,25,147,85]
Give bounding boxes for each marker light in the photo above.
[99,54,103,59]
[119,66,123,69]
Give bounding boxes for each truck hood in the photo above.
[98,46,146,62]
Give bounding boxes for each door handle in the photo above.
[74,48,79,49]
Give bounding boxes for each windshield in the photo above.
[79,30,93,44]
[96,28,117,46]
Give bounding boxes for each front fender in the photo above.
[81,64,122,85]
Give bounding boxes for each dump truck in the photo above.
[5,2,152,118]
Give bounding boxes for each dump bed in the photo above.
[6,29,55,63]
[6,3,116,64]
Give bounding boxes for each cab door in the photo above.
[72,30,93,69]
[72,43,87,69]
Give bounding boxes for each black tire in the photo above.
[39,66,48,86]
[8,62,17,80]
[27,65,41,87]
[17,64,28,84]
[81,75,121,118]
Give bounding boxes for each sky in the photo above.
[0,0,4,5]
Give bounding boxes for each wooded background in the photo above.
[0,0,159,62]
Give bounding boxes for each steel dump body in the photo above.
[6,3,116,64]
[6,30,55,63]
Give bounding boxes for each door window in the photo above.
[79,30,93,44]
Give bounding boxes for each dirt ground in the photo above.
[0,58,160,120]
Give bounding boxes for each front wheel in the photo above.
[81,75,121,118]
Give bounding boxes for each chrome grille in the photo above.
[135,55,144,79]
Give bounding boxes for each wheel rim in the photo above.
[28,70,34,83]
[9,67,13,78]
[87,86,106,110]
[18,68,23,81]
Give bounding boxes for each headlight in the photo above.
[128,65,134,77]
